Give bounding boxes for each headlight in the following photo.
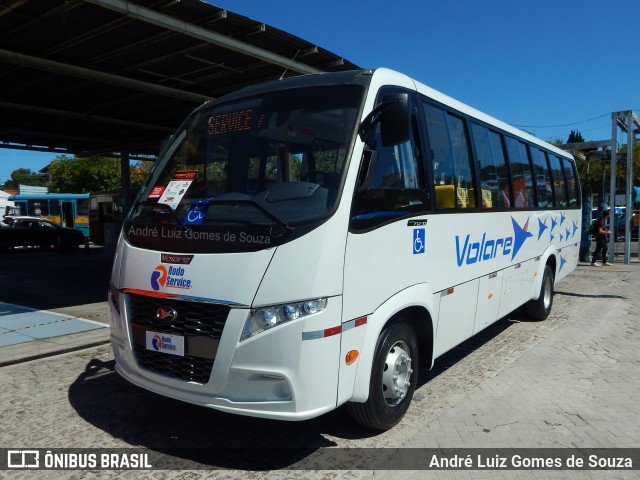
[241,298,327,341]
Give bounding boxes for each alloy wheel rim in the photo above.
[381,340,413,406]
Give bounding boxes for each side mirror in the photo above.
[359,93,410,147]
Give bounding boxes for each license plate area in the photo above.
[145,330,185,357]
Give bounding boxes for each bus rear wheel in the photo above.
[526,265,554,320]
[347,320,418,431]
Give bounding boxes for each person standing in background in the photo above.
[591,209,612,266]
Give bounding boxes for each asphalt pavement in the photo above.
[0,243,639,478]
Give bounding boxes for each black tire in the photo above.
[347,320,418,431]
[526,265,554,320]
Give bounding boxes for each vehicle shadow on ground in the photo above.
[68,315,520,470]
[554,291,626,300]
[68,358,348,469]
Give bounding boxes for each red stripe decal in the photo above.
[323,326,342,337]
[354,316,368,327]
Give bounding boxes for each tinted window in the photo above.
[49,199,60,216]
[562,158,579,207]
[471,123,511,209]
[77,199,89,216]
[424,104,475,209]
[505,138,535,208]
[548,155,568,207]
[28,199,48,216]
[530,147,553,208]
[351,93,428,230]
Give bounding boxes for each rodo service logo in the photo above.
[150,264,192,291]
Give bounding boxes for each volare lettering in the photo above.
[456,233,512,266]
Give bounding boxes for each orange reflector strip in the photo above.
[122,288,174,299]
[345,350,359,365]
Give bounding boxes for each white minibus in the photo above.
[109,68,580,430]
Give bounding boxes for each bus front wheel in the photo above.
[526,265,554,320]
[347,320,418,431]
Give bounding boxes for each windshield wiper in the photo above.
[204,195,293,237]
[139,200,186,232]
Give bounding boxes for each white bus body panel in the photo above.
[344,207,581,402]
[252,217,347,306]
[110,68,582,421]
[117,243,275,307]
[110,272,344,420]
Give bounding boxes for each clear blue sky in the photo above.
[2,0,639,183]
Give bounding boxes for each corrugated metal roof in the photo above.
[0,0,360,158]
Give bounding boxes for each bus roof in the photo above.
[199,68,573,163]
[9,193,90,200]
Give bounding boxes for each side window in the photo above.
[562,158,579,207]
[49,199,61,216]
[15,201,26,216]
[350,92,428,230]
[424,104,475,209]
[530,147,553,208]
[77,199,89,216]
[470,123,511,209]
[549,155,568,208]
[505,137,535,208]
[28,199,49,216]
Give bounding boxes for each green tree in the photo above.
[575,141,640,201]
[47,155,154,193]
[130,160,155,187]
[2,168,48,190]
[48,155,122,193]
[567,129,585,143]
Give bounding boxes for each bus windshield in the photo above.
[125,85,364,253]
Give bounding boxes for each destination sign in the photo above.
[207,109,266,136]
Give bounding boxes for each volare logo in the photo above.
[455,217,533,267]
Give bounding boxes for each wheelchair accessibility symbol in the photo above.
[413,228,425,254]
[183,200,209,225]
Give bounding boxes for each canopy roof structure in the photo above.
[0,0,360,159]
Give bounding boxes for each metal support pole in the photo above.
[624,113,633,264]
[608,115,617,262]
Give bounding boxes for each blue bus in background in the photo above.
[8,193,90,237]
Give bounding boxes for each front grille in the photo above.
[133,344,214,384]
[128,294,230,339]
[127,293,231,383]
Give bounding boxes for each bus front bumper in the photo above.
[109,298,343,421]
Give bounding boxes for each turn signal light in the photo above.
[345,350,359,365]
